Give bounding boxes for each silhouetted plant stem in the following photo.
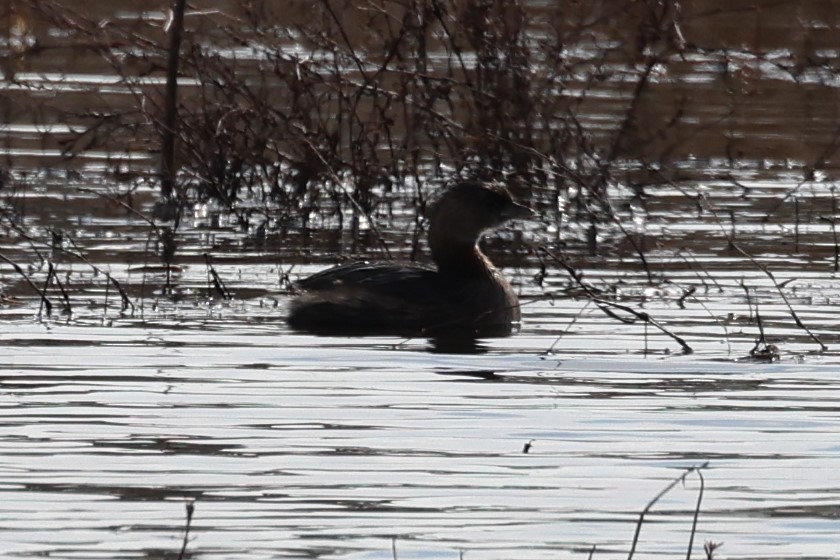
[1,215,135,313]
[643,168,826,352]
[704,540,723,559]
[103,269,111,322]
[675,250,725,294]
[77,187,159,231]
[606,204,654,283]
[204,253,232,300]
[6,212,134,311]
[537,246,692,354]
[160,227,177,294]
[48,262,72,315]
[63,236,134,313]
[686,465,706,560]
[177,500,194,560]
[607,55,657,164]
[738,280,754,323]
[76,186,175,306]
[38,263,53,317]
[627,462,709,560]
[676,286,696,309]
[296,134,393,259]
[0,252,52,317]
[701,194,826,351]
[727,210,736,249]
[160,0,188,206]
[39,261,54,317]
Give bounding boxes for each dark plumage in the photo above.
[287,181,533,337]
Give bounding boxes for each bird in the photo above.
[287,180,533,337]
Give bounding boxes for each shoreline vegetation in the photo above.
[2,0,840,354]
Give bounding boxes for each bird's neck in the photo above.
[429,226,494,277]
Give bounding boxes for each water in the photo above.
[2,176,840,559]
[6,2,840,558]
[2,281,840,559]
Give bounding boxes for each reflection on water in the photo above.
[2,318,840,559]
[427,336,492,355]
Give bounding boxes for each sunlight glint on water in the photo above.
[2,321,840,559]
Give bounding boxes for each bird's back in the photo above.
[288,261,518,337]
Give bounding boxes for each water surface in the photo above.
[5,2,840,558]
[3,282,840,560]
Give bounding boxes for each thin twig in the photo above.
[699,194,826,351]
[48,262,73,315]
[204,253,232,300]
[538,246,692,354]
[627,462,709,560]
[1,215,134,312]
[177,500,195,560]
[161,0,188,204]
[0,252,52,317]
[686,466,706,560]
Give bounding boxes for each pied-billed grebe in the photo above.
[287,181,533,337]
